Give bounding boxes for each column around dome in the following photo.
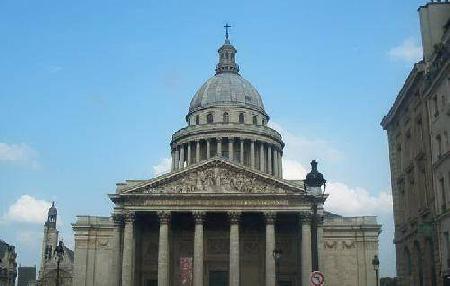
[267,145,272,175]
[187,142,192,166]
[260,142,265,172]
[273,149,279,177]
[217,137,222,157]
[206,139,211,159]
[179,144,185,169]
[229,137,234,161]
[250,139,255,169]
[195,140,200,163]
[240,139,244,164]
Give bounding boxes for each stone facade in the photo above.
[72,32,381,286]
[0,240,17,286]
[38,203,74,286]
[381,1,450,285]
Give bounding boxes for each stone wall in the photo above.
[72,216,116,286]
[323,216,380,286]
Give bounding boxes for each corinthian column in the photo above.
[179,144,185,169]
[250,139,255,169]
[121,212,135,286]
[229,138,234,161]
[112,214,124,286]
[264,212,276,286]
[240,139,244,164]
[193,211,205,286]
[300,213,312,286]
[207,139,211,159]
[217,137,222,157]
[273,150,279,177]
[278,151,283,178]
[228,211,241,286]
[158,211,171,286]
[260,143,265,172]
[196,140,200,163]
[174,147,180,171]
[187,142,192,166]
[267,145,272,175]
[171,148,175,171]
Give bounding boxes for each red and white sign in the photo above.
[310,271,325,286]
[179,257,193,286]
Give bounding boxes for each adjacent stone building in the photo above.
[38,203,74,286]
[72,31,381,286]
[0,240,17,286]
[381,1,450,285]
[17,266,36,286]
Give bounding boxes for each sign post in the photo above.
[310,271,324,286]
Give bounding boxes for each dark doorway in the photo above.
[145,280,157,286]
[279,281,292,286]
[209,271,228,286]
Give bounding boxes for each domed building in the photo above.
[72,31,381,286]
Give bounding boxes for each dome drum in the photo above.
[171,35,284,178]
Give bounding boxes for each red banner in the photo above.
[180,257,193,286]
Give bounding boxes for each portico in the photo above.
[116,210,316,286]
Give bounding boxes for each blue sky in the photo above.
[0,0,427,277]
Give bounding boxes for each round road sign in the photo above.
[310,271,324,286]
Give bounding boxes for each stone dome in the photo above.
[189,73,265,113]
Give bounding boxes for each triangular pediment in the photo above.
[121,158,305,195]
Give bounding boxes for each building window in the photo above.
[441,177,447,212]
[195,115,199,125]
[433,95,439,117]
[405,247,412,275]
[239,113,245,123]
[223,112,229,123]
[437,134,442,159]
[206,113,213,124]
[445,232,450,268]
[253,115,257,125]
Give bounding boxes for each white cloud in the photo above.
[4,195,51,224]
[282,159,308,180]
[269,122,343,164]
[324,182,393,217]
[388,38,422,62]
[0,142,39,168]
[153,157,171,176]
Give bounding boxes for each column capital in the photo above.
[227,211,241,224]
[228,137,235,142]
[193,211,206,224]
[299,212,313,224]
[313,214,325,225]
[216,137,223,142]
[112,213,124,226]
[157,211,171,224]
[263,211,277,224]
[123,211,136,223]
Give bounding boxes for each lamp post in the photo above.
[304,160,326,271]
[273,249,282,286]
[54,240,65,286]
[372,255,379,286]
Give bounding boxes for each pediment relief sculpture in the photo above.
[130,163,295,194]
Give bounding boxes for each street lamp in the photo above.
[54,240,65,286]
[372,255,380,286]
[273,249,282,286]
[304,160,327,271]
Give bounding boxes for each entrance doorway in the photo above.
[209,271,228,286]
